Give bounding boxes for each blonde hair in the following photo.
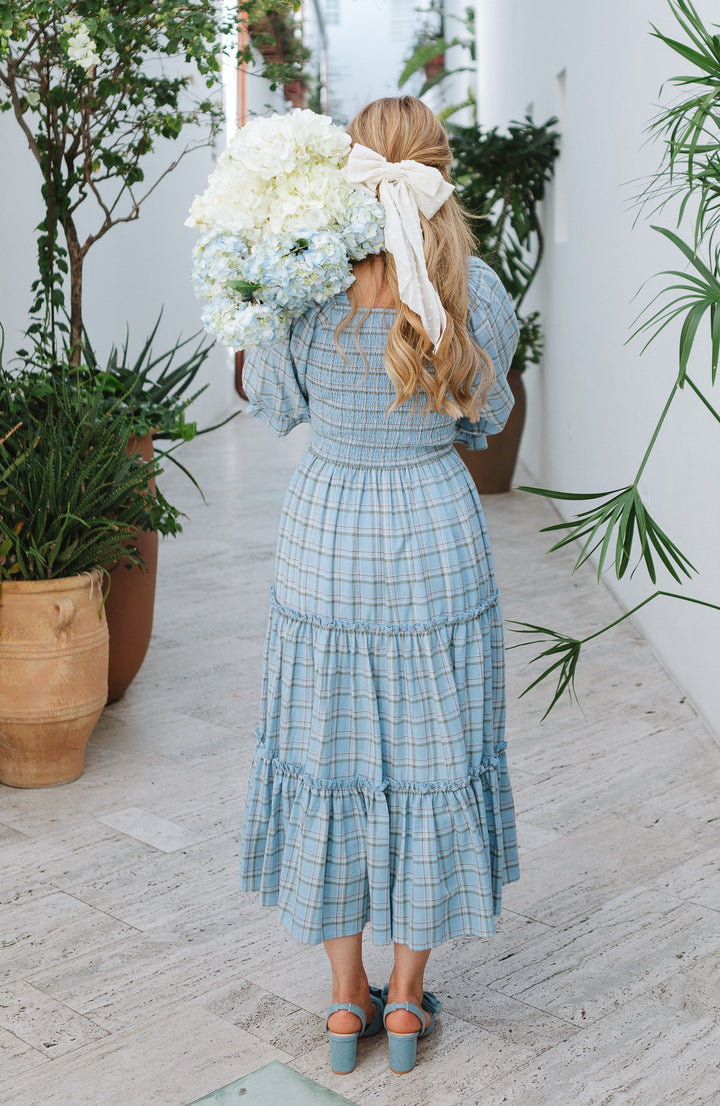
[337,96,494,420]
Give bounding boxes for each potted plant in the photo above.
[0,2,252,705]
[449,116,560,492]
[245,1,310,97]
[399,4,477,110]
[0,353,164,787]
[77,320,228,702]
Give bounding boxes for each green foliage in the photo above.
[508,621,582,720]
[511,591,720,721]
[0,0,306,366]
[450,117,560,369]
[76,315,215,440]
[644,0,720,246]
[0,358,175,581]
[0,0,241,362]
[517,482,696,585]
[513,0,720,717]
[246,1,310,92]
[398,4,476,102]
[73,318,240,506]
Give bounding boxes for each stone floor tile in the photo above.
[0,822,29,843]
[499,812,720,927]
[0,981,108,1058]
[0,1002,290,1106]
[200,980,326,1054]
[645,946,720,1018]
[481,886,720,1026]
[0,1026,49,1081]
[96,807,205,852]
[467,994,720,1106]
[647,844,720,912]
[441,982,580,1053]
[0,889,138,981]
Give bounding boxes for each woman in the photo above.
[239,96,520,1075]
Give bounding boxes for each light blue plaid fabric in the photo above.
[239,257,520,950]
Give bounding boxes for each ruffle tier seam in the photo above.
[269,585,499,636]
[252,735,508,797]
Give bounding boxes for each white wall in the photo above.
[476,0,720,735]
[0,56,285,430]
[304,0,422,124]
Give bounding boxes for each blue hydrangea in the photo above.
[340,189,386,261]
[191,229,248,300]
[200,294,284,350]
[243,230,354,314]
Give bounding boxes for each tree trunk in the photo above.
[63,217,84,368]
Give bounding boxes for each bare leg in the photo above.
[384,943,432,1034]
[324,933,378,1034]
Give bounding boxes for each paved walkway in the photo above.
[2,411,719,1106]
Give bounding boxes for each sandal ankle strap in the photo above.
[383,999,426,1029]
[326,1001,367,1033]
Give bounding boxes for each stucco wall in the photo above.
[475,0,720,735]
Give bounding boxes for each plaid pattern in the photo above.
[239,258,520,950]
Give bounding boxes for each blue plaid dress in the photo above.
[239,257,520,951]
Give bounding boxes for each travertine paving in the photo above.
[2,411,719,1106]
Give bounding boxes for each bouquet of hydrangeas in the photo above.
[187,110,385,350]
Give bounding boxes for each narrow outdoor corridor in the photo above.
[2,409,719,1106]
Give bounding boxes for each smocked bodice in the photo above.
[243,257,519,463]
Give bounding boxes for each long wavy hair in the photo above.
[337,96,494,420]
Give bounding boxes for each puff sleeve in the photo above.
[242,316,312,437]
[455,257,520,451]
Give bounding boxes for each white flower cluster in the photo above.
[63,17,101,72]
[187,110,385,351]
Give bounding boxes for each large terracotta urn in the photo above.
[456,367,527,494]
[0,570,108,787]
[104,433,159,702]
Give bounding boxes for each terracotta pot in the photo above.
[104,434,159,703]
[0,570,108,787]
[456,368,527,494]
[250,15,289,65]
[424,52,445,81]
[283,79,306,108]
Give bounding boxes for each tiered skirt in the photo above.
[239,444,519,950]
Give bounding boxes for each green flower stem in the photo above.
[512,589,720,717]
[633,378,679,485]
[578,589,720,647]
[685,374,720,424]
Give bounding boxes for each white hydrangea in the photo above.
[63,18,101,71]
[188,109,385,351]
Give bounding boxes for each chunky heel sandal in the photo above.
[383,990,442,1075]
[326,986,385,1074]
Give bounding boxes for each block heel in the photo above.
[325,986,385,1074]
[328,1029,361,1074]
[386,1028,419,1074]
[382,990,442,1074]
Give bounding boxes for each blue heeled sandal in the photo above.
[326,985,385,1074]
[383,989,442,1074]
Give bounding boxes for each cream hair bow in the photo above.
[343,143,455,351]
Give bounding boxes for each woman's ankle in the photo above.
[385,965,430,1033]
